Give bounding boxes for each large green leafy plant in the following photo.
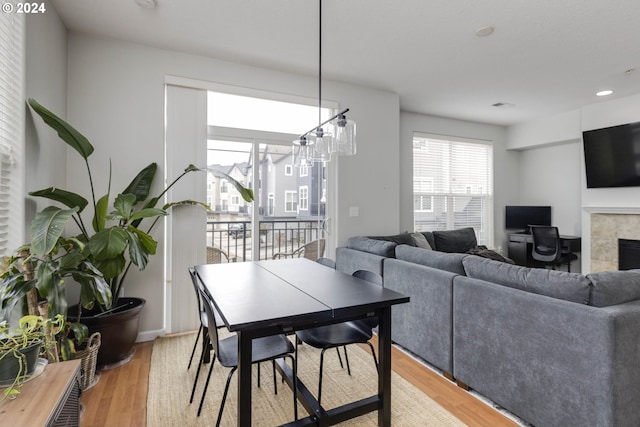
[19,99,253,312]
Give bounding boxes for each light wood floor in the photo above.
[80,335,519,427]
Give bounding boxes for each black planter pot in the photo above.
[69,297,146,370]
[0,340,42,383]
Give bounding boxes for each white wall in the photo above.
[64,33,400,337]
[399,112,518,252]
[24,12,68,238]
[517,142,582,236]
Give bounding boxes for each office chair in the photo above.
[530,225,578,272]
[295,269,382,405]
[194,283,297,424]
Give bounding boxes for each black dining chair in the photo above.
[295,269,382,405]
[530,225,578,272]
[187,267,225,370]
[192,279,297,424]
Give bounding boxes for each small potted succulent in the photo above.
[0,314,64,400]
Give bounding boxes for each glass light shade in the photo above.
[334,118,356,156]
[292,137,313,167]
[310,130,333,163]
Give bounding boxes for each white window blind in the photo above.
[0,7,24,256]
[413,134,493,247]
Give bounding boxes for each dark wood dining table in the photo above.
[194,258,410,426]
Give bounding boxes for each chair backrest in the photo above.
[353,269,383,286]
[188,267,204,316]
[197,278,223,357]
[207,246,229,264]
[316,257,336,269]
[530,226,562,263]
[352,269,383,329]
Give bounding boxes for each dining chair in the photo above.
[295,269,382,405]
[272,239,326,260]
[193,281,298,424]
[206,246,236,264]
[187,266,224,370]
[530,225,577,272]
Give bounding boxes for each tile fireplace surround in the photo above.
[590,212,640,272]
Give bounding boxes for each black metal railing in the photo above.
[206,219,323,262]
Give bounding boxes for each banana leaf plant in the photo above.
[24,98,253,312]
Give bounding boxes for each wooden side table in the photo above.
[0,359,81,427]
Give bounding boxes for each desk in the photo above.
[508,233,582,267]
[194,258,410,427]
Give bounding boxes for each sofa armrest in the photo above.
[453,276,640,427]
[384,258,456,374]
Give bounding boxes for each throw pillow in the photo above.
[432,227,477,253]
[411,232,432,250]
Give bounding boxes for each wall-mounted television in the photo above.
[583,121,640,188]
[505,205,551,232]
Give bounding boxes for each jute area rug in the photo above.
[147,332,467,427]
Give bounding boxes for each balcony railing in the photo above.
[206,219,324,262]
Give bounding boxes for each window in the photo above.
[413,134,493,246]
[285,165,292,176]
[221,180,228,193]
[231,196,239,205]
[285,191,297,212]
[299,186,308,211]
[267,193,274,216]
[299,164,308,177]
[0,10,24,255]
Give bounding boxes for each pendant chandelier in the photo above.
[293,0,356,166]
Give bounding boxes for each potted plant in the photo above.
[24,99,253,367]
[0,205,111,361]
[0,314,64,400]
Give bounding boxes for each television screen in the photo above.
[505,206,551,231]
[583,121,640,188]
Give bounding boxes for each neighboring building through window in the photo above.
[413,134,493,246]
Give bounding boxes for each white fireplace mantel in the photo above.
[582,206,640,214]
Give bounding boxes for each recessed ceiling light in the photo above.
[492,102,515,108]
[476,26,495,37]
[135,0,156,8]
[596,90,613,97]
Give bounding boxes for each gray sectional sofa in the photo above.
[335,230,640,427]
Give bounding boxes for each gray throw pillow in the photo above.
[411,232,432,250]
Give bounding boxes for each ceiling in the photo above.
[50,0,640,126]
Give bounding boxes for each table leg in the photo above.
[377,307,392,427]
[237,331,253,427]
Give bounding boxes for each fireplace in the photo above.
[589,212,640,272]
[619,239,640,270]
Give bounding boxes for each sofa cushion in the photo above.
[462,256,591,304]
[411,232,432,249]
[395,245,467,275]
[368,232,415,246]
[432,227,477,253]
[420,231,435,249]
[587,269,640,307]
[347,236,396,257]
